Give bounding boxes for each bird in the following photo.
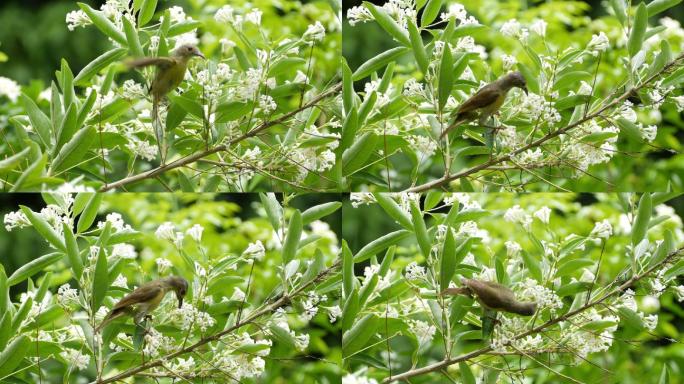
[442,277,537,316]
[439,71,528,140]
[128,44,205,163]
[95,276,189,332]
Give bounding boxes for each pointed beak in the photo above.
[195,51,205,60]
[522,86,528,95]
[177,292,184,308]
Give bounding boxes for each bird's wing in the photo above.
[111,282,163,311]
[127,57,176,70]
[456,86,502,114]
[464,279,516,310]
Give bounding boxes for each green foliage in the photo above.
[0,193,342,382]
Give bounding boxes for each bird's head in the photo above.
[165,276,189,308]
[174,44,205,60]
[505,71,528,95]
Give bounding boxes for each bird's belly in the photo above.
[482,94,506,116]
[135,290,166,314]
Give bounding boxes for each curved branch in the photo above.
[94,259,340,384]
[406,53,684,193]
[382,246,684,383]
[99,83,341,192]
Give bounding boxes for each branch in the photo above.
[99,83,341,192]
[381,246,684,383]
[406,53,684,192]
[94,259,340,384]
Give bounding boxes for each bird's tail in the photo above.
[439,115,467,140]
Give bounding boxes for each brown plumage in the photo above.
[127,44,205,163]
[95,276,189,332]
[442,277,537,316]
[440,71,528,140]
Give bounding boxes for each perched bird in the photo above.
[95,276,189,332]
[442,277,537,316]
[128,44,205,162]
[440,71,528,140]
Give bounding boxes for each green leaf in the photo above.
[352,47,410,81]
[659,365,669,384]
[650,230,674,267]
[421,0,442,27]
[522,250,542,281]
[553,71,592,91]
[63,222,83,280]
[138,0,158,26]
[215,101,251,123]
[168,21,201,37]
[632,193,652,245]
[77,89,97,128]
[364,2,411,47]
[342,132,378,176]
[339,107,358,153]
[410,202,431,258]
[77,193,103,233]
[341,288,359,331]
[50,126,97,174]
[646,0,681,16]
[92,246,109,311]
[648,40,672,79]
[270,324,296,349]
[374,194,412,230]
[123,16,144,57]
[618,307,643,329]
[282,210,302,265]
[11,153,47,192]
[55,103,79,153]
[6,252,62,287]
[342,241,354,298]
[627,3,648,57]
[438,46,453,111]
[0,266,7,313]
[408,20,428,74]
[60,59,75,108]
[19,206,65,251]
[342,59,354,114]
[19,93,52,147]
[301,202,342,225]
[169,93,203,119]
[440,229,457,291]
[460,362,476,384]
[354,230,412,262]
[556,258,595,277]
[74,48,128,86]
[87,98,130,124]
[342,314,379,358]
[77,3,127,46]
[0,335,30,379]
[260,193,282,231]
[610,0,627,25]
[0,147,30,173]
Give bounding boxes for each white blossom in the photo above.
[590,219,612,239]
[530,19,547,37]
[533,206,551,224]
[404,262,427,280]
[66,10,91,31]
[587,32,609,55]
[303,21,326,43]
[60,348,89,370]
[156,258,173,273]
[187,224,204,242]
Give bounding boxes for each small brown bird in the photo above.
[128,44,205,162]
[95,276,189,332]
[440,71,528,140]
[442,277,536,316]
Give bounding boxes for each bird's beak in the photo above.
[522,86,528,95]
[177,292,184,308]
[195,51,206,60]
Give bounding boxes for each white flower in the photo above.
[533,206,551,224]
[112,274,128,288]
[350,193,376,207]
[169,356,195,374]
[215,5,235,23]
[245,8,262,26]
[303,21,326,43]
[580,268,595,283]
[504,205,532,231]
[243,240,266,260]
[501,54,517,71]
[672,286,684,302]
[505,241,522,257]
[122,80,145,100]
[642,313,658,331]
[4,210,30,231]
[408,319,436,346]
[60,348,90,370]
[590,219,612,239]
[65,10,91,31]
[57,284,79,307]
[98,212,133,232]
[403,78,424,98]
[407,135,437,157]
[404,262,427,280]
[156,258,173,273]
[516,278,562,310]
[328,305,342,323]
[640,124,657,142]
[0,76,20,103]
[530,19,547,37]
[168,6,187,23]
[346,6,374,26]
[500,19,528,40]
[155,222,176,241]
[112,243,137,259]
[587,32,609,55]
[343,372,378,384]
[187,224,204,242]
[232,287,246,301]
[672,95,684,112]
[259,95,277,114]
[170,303,216,332]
